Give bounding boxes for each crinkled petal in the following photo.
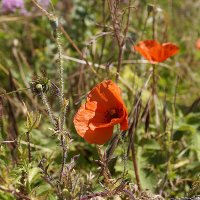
[73,103,114,144]
[134,40,179,63]
[83,126,114,145]
[161,43,179,62]
[87,80,124,112]
[90,107,128,130]
[119,108,128,130]
[74,80,129,145]
[134,40,161,62]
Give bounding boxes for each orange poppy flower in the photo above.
[134,40,179,63]
[195,38,200,50]
[73,80,128,145]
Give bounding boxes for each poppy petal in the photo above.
[134,40,179,63]
[90,106,128,130]
[162,43,179,62]
[73,80,129,145]
[83,126,114,145]
[73,103,105,137]
[134,40,161,62]
[119,110,128,130]
[87,80,124,111]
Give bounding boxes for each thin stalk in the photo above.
[159,76,179,195]
[107,0,132,82]
[60,26,98,77]
[152,3,156,95]
[60,99,68,133]
[59,134,67,181]
[107,0,122,83]
[167,76,179,175]
[0,88,30,97]
[98,0,106,70]
[55,29,64,107]
[41,92,55,126]
[31,0,50,17]
[131,140,141,191]
[116,48,123,83]
[26,132,31,163]
[117,125,127,178]
[96,145,111,184]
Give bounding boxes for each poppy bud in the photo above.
[30,76,50,95]
[35,84,43,91]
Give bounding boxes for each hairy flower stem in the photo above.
[55,39,68,181]
[59,133,67,181]
[41,92,55,126]
[55,30,64,108]
[60,99,68,133]
[54,21,68,136]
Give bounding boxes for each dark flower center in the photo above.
[104,108,123,122]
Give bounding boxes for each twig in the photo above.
[60,26,98,77]
[0,88,30,97]
[107,0,132,82]
[98,0,107,69]
[107,0,122,82]
[128,94,142,191]
[80,191,109,200]
[131,137,141,191]
[96,145,112,184]
[123,189,136,200]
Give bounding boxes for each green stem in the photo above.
[41,92,55,126]
[55,29,64,107]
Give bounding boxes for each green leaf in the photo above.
[139,139,161,150]
[28,167,41,184]
[191,132,200,161]
[186,113,200,125]
[137,147,157,191]
[173,124,195,140]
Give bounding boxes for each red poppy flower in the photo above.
[73,80,128,145]
[134,40,179,63]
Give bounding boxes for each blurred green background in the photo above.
[0,0,200,199]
